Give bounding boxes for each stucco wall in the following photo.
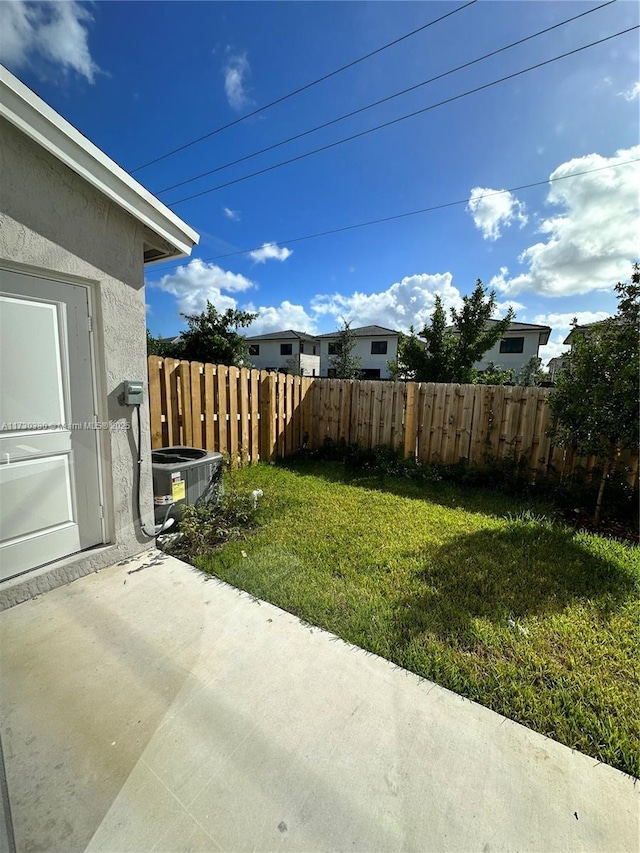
[320,335,398,378]
[0,117,155,606]
[249,340,320,376]
[475,333,542,373]
[299,353,319,376]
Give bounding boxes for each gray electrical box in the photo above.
[152,446,223,525]
[123,380,144,405]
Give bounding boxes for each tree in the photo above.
[146,329,181,358]
[167,302,258,366]
[394,280,514,383]
[548,265,640,525]
[517,356,544,387]
[389,327,428,381]
[329,320,362,379]
[475,362,514,385]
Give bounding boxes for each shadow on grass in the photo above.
[391,522,637,644]
[276,459,548,521]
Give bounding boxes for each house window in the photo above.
[280,343,293,355]
[313,345,316,355]
[371,341,387,355]
[328,342,340,355]
[248,344,260,356]
[361,369,381,379]
[499,337,524,354]
[299,342,304,353]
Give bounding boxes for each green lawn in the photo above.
[194,461,640,778]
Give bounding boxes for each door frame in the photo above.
[0,259,109,561]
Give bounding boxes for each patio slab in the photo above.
[0,549,637,853]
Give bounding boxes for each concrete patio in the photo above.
[0,550,637,853]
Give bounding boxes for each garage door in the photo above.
[0,268,104,581]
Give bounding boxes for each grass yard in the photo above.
[194,461,640,779]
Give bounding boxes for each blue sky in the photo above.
[1,0,638,364]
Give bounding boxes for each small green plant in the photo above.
[167,486,258,561]
[475,362,514,385]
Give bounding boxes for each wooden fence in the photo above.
[147,356,639,486]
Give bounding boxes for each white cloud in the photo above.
[0,0,99,82]
[618,81,640,101]
[244,301,317,336]
[311,272,463,332]
[223,52,251,111]
[466,188,528,241]
[152,259,255,314]
[533,310,611,330]
[223,207,240,222]
[494,299,526,319]
[491,146,640,297]
[151,268,529,341]
[248,243,293,264]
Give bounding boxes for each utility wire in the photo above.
[158,1,616,196]
[168,25,638,206]
[131,0,478,173]
[152,158,639,272]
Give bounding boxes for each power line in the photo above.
[158,1,616,196]
[151,158,639,273]
[168,25,638,206]
[131,0,478,174]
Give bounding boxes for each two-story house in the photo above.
[473,320,551,374]
[245,330,320,376]
[317,325,399,379]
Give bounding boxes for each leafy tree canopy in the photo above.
[548,264,639,524]
[329,320,362,379]
[147,302,258,367]
[393,280,514,383]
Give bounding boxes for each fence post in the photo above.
[260,372,277,461]
[147,356,163,449]
[404,382,417,459]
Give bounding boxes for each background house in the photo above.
[245,330,320,376]
[317,325,399,378]
[473,320,551,374]
[547,355,568,382]
[563,319,613,347]
[0,66,198,607]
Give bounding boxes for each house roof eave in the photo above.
[0,65,199,262]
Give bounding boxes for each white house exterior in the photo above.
[547,355,568,381]
[0,66,199,608]
[473,321,551,374]
[245,330,320,376]
[317,326,399,379]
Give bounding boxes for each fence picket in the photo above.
[204,364,215,450]
[250,369,259,462]
[148,357,163,449]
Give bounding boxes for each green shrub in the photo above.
[167,486,258,561]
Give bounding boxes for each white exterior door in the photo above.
[0,268,103,581]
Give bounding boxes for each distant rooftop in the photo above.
[245,329,318,341]
[316,325,399,338]
[563,318,613,345]
[484,320,551,331]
